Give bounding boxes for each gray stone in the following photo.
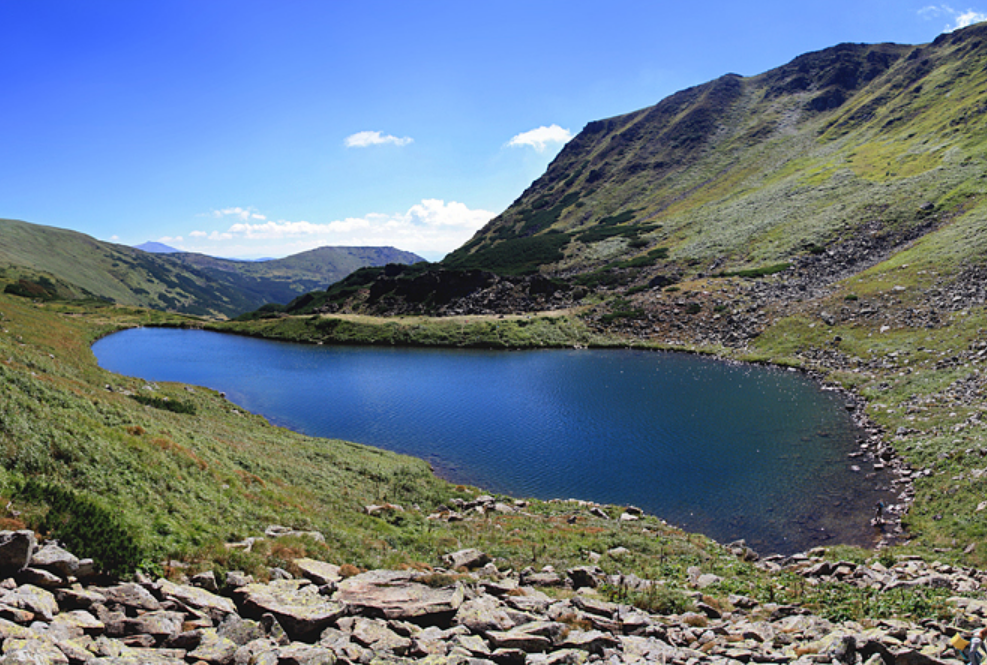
[335,570,464,621]
[55,585,106,610]
[157,578,236,621]
[99,583,161,612]
[454,596,518,634]
[277,644,335,664]
[217,613,266,646]
[191,570,219,593]
[486,628,552,653]
[16,568,63,589]
[50,609,103,638]
[2,585,58,621]
[293,559,341,586]
[566,566,604,589]
[225,571,254,589]
[559,629,619,656]
[237,580,345,640]
[345,616,412,654]
[126,610,184,640]
[442,548,491,571]
[29,542,79,578]
[232,637,279,665]
[0,532,35,577]
[188,628,238,664]
[0,637,68,665]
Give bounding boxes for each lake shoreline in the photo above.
[95,317,911,558]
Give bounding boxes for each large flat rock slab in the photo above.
[334,570,464,622]
[236,580,345,640]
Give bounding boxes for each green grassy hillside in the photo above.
[0,219,422,318]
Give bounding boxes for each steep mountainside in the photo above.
[0,219,423,318]
[290,24,987,325]
[446,28,987,286]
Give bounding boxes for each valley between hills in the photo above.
[4,22,987,664]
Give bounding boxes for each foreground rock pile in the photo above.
[0,530,980,665]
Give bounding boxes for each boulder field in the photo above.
[0,530,982,664]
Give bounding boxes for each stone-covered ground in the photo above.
[0,529,982,665]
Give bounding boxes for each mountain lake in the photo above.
[92,327,898,555]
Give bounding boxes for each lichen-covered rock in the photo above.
[2,584,58,622]
[454,596,518,634]
[334,570,464,621]
[342,616,412,655]
[188,628,238,665]
[292,559,341,586]
[441,548,490,571]
[98,583,161,613]
[276,643,336,665]
[157,578,236,622]
[237,580,345,640]
[29,543,79,579]
[125,610,183,641]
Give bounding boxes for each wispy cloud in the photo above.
[344,130,414,148]
[920,4,987,31]
[507,124,574,152]
[177,199,495,259]
[212,206,267,221]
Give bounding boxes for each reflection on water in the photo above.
[93,328,897,554]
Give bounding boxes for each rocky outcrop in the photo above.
[0,532,978,665]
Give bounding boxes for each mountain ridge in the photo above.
[0,218,424,318]
[285,23,987,328]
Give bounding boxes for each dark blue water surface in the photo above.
[92,328,896,554]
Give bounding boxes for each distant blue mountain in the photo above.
[134,241,181,254]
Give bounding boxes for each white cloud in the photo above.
[507,124,574,152]
[344,130,414,148]
[179,199,495,259]
[212,206,267,221]
[920,4,987,31]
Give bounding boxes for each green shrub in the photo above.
[3,280,54,301]
[718,262,791,278]
[444,233,572,275]
[16,479,144,577]
[129,394,197,415]
[602,581,693,615]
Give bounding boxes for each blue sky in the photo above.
[2,1,984,260]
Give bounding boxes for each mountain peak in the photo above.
[134,241,181,254]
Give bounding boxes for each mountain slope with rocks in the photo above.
[295,24,987,322]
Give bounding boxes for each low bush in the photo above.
[129,394,197,415]
[16,479,144,577]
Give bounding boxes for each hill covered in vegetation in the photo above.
[0,218,422,318]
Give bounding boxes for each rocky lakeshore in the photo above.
[0,528,983,665]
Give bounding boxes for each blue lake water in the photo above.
[92,327,896,554]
